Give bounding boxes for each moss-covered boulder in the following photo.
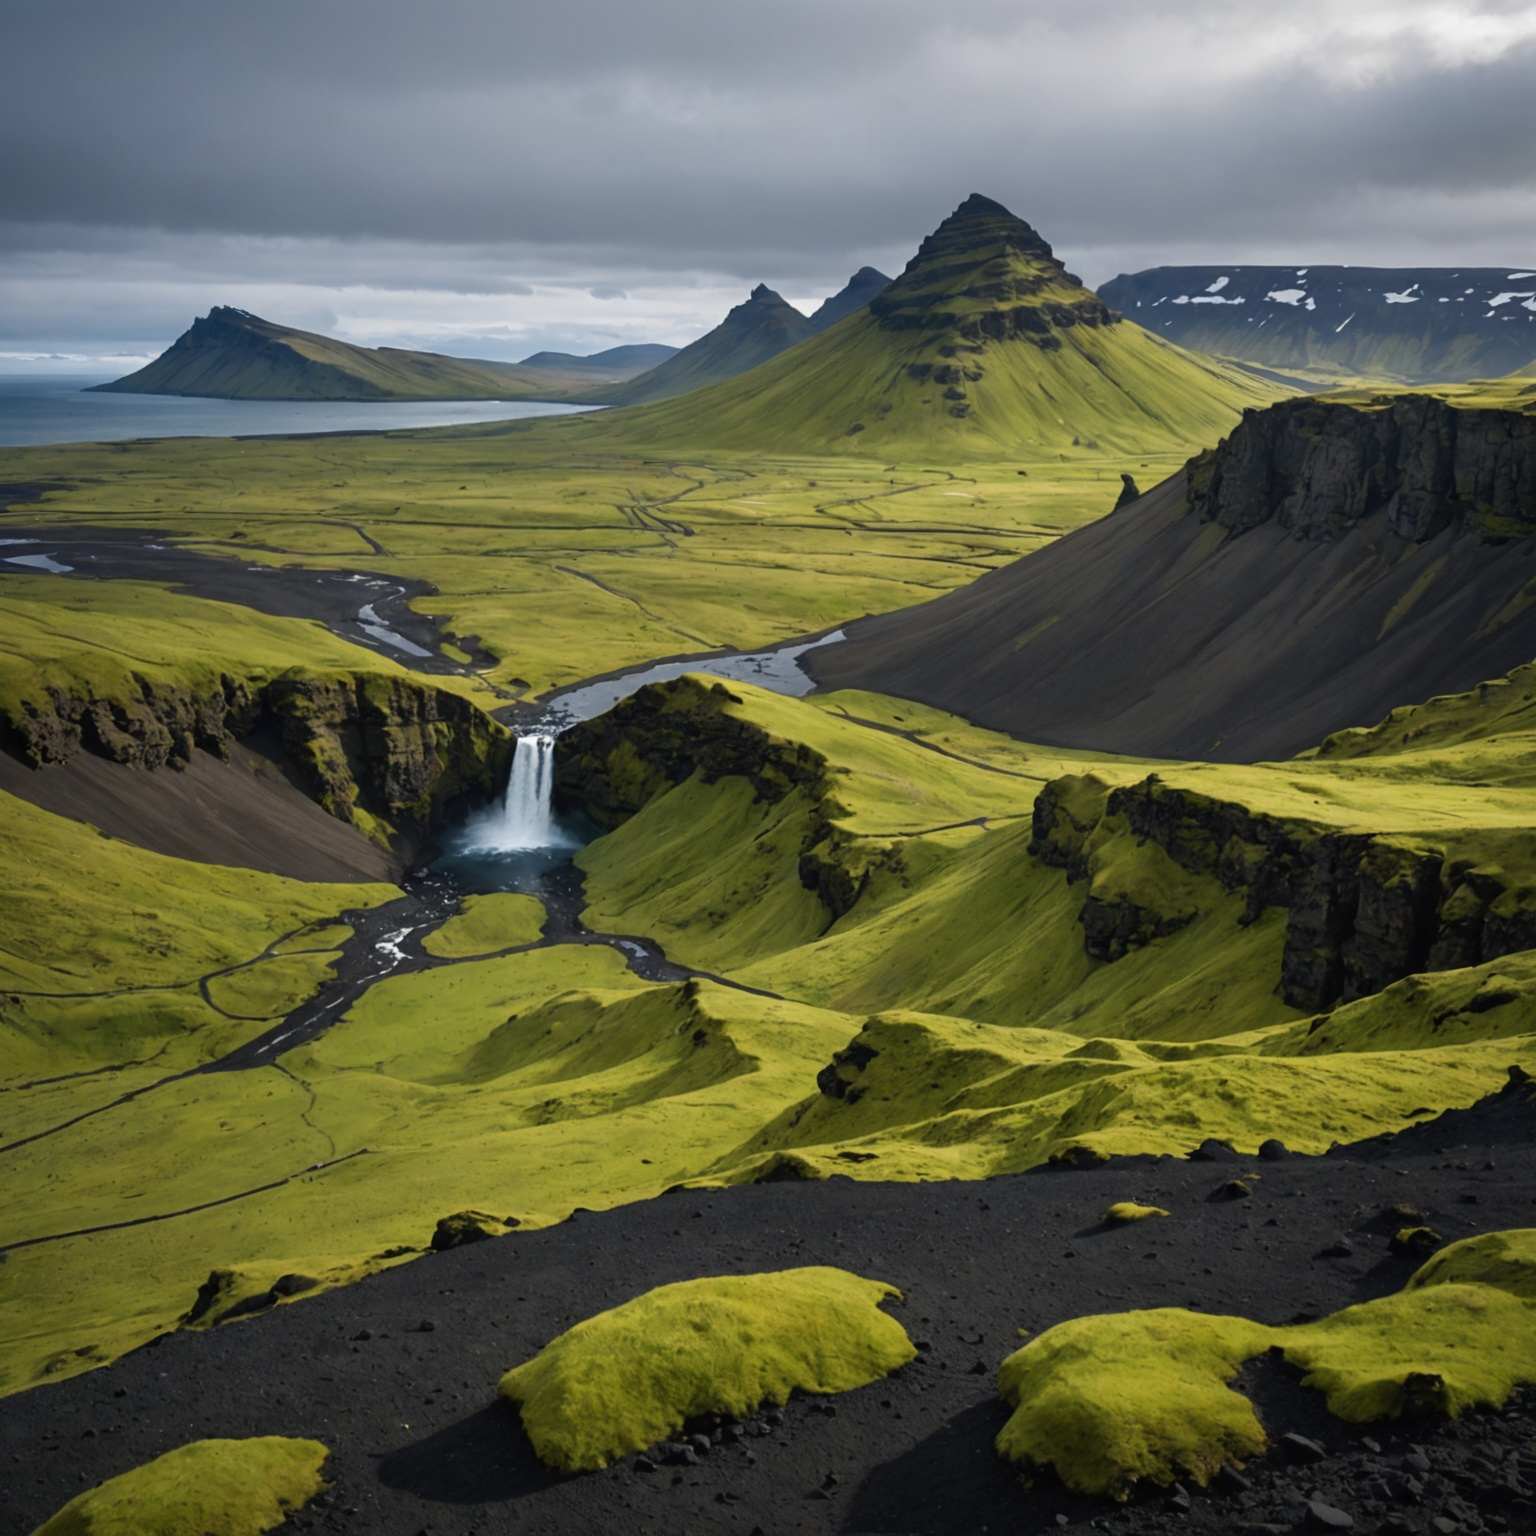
[996,1308,1271,1497]
[1104,1201,1169,1224]
[499,1266,915,1471]
[30,1436,328,1535]
[994,1227,1536,1497]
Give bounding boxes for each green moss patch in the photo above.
[499,1267,915,1471]
[1104,1202,1169,1224]
[996,1229,1536,1497]
[31,1436,328,1535]
[422,893,545,958]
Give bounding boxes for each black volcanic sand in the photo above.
[0,524,494,676]
[4,1094,1534,1536]
[809,475,1536,762]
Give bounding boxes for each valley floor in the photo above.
[2,404,1534,1534]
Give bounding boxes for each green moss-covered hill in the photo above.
[565,194,1288,456]
[94,307,607,402]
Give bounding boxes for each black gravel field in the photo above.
[3,1078,1535,1536]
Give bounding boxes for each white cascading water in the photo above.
[497,733,559,848]
[460,732,573,852]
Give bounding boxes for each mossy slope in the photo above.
[500,1267,914,1471]
[565,676,1536,1181]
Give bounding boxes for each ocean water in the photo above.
[0,375,595,448]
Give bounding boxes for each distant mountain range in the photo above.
[575,194,1283,455]
[580,268,893,407]
[1099,266,1536,382]
[98,268,896,405]
[808,266,892,332]
[517,343,678,374]
[92,308,643,402]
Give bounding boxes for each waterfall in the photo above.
[457,732,571,853]
[496,734,559,848]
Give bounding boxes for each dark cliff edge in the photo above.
[1186,394,1536,542]
[554,675,900,924]
[0,668,510,856]
[1032,772,1536,1013]
[810,394,1536,761]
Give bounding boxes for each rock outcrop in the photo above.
[868,193,1120,349]
[555,676,901,925]
[0,668,508,846]
[1187,395,1536,543]
[1032,773,1536,1011]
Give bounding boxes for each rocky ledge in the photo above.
[555,675,899,923]
[1187,395,1536,542]
[1033,773,1536,1012]
[0,669,509,846]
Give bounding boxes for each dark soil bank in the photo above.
[3,1095,1535,1536]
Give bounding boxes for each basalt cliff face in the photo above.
[0,669,508,845]
[1033,773,1536,1013]
[1187,395,1536,542]
[811,394,1536,760]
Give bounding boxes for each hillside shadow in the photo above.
[376,1400,562,1505]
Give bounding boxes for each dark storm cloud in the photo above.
[4,1,1534,356]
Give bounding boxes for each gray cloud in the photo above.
[4,1,1534,359]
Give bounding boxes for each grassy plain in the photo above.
[0,426,1197,699]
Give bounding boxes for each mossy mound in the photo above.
[995,1229,1536,1497]
[1104,1202,1169,1224]
[1409,1228,1536,1302]
[499,1266,915,1471]
[997,1308,1271,1497]
[31,1436,328,1535]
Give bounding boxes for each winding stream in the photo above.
[0,528,849,1139]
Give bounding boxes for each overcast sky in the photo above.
[4,0,1535,370]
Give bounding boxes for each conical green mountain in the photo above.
[589,284,816,406]
[585,194,1287,454]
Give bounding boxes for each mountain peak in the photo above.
[869,193,1112,347]
[921,192,1055,263]
[747,283,779,302]
[954,191,1015,220]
